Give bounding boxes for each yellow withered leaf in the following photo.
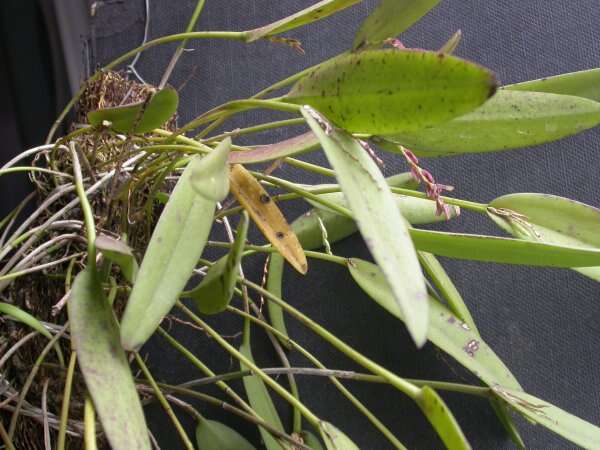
[229,164,307,274]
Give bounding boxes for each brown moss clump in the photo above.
[1,71,177,449]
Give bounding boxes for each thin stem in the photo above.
[0,166,72,179]
[390,186,488,214]
[204,118,306,142]
[134,353,195,450]
[56,352,77,450]
[70,144,96,268]
[83,396,98,450]
[47,30,248,143]
[159,0,207,88]
[0,420,15,450]
[0,253,84,284]
[176,301,322,427]
[228,306,409,449]
[239,278,422,399]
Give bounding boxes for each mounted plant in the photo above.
[2,0,600,449]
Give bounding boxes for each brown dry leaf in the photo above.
[229,164,307,274]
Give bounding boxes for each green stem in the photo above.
[47,30,248,143]
[134,353,195,450]
[390,187,488,214]
[0,167,72,178]
[176,301,322,427]
[204,118,306,142]
[159,0,207,88]
[70,144,96,269]
[238,279,422,399]
[83,396,98,450]
[228,305,408,450]
[56,352,77,450]
[0,421,15,450]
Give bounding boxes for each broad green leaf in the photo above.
[87,87,178,134]
[246,0,361,42]
[348,258,521,390]
[229,164,307,274]
[389,90,600,156]
[185,212,249,314]
[353,0,441,50]
[489,193,600,281]
[300,430,324,450]
[68,269,150,450]
[239,328,288,450]
[409,227,600,268]
[493,386,600,449]
[418,252,478,334]
[95,235,139,283]
[416,386,470,450]
[286,50,496,135]
[303,107,428,347]
[267,172,418,348]
[229,132,320,164]
[319,422,359,450]
[506,68,600,101]
[120,143,230,351]
[191,138,232,201]
[0,302,64,365]
[195,417,256,450]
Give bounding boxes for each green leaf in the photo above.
[300,430,325,450]
[353,0,441,50]
[95,235,139,283]
[267,172,418,348]
[439,30,462,55]
[286,50,497,135]
[488,193,600,281]
[493,386,600,449]
[319,422,359,450]
[195,417,256,450]
[190,138,232,201]
[489,397,526,450]
[0,302,64,365]
[239,328,288,450]
[418,252,478,334]
[185,212,249,314]
[389,90,600,156]
[68,269,150,450]
[229,132,320,164]
[87,87,178,134]
[506,67,600,101]
[416,386,471,450]
[348,258,521,390]
[120,142,230,351]
[409,227,600,268]
[303,107,428,346]
[246,0,361,42]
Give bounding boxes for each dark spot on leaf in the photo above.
[259,194,271,204]
[276,231,285,239]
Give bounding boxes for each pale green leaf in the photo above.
[353,0,441,50]
[190,138,232,201]
[229,132,320,164]
[320,422,359,450]
[348,258,521,390]
[416,386,471,450]
[87,87,178,134]
[303,107,428,346]
[120,143,230,351]
[239,328,288,450]
[506,67,600,101]
[409,227,600,268]
[286,50,496,135]
[300,430,325,450]
[195,417,256,450]
[185,212,248,314]
[493,386,600,449]
[95,235,139,284]
[489,193,600,281]
[246,0,361,42]
[68,269,150,450]
[389,90,600,156]
[489,397,526,450]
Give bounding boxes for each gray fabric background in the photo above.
[93,1,600,449]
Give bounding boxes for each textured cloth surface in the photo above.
[93,1,600,449]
